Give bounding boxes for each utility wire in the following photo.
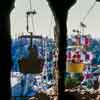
[29,0,35,33]
[29,0,32,10]
[79,1,96,34]
[82,1,96,22]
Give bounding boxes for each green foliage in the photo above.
[64,77,80,89]
[73,73,83,81]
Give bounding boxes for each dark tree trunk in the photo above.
[0,15,12,100]
[0,0,15,99]
[46,0,77,100]
[55,14,67,100]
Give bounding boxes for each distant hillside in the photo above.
[11,37,100,71]
[11,37,55,71]
[67,38,100,64]
[89,39,100,64]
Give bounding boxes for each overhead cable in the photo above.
[82,1,96,22]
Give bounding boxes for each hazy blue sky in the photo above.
[11,0,100,39]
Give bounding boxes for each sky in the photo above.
[10,0,100,39]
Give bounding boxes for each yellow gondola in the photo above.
[66,63,84,73]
